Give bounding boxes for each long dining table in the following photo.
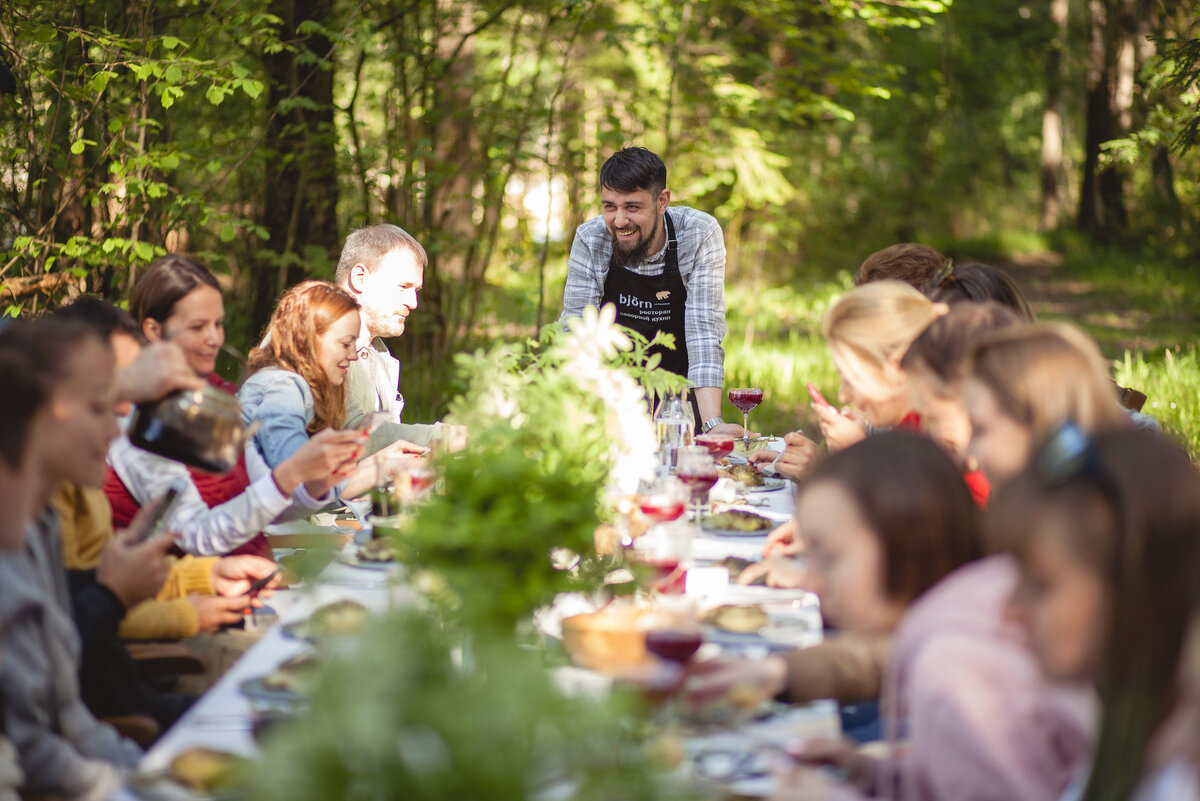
[116,455,840,799]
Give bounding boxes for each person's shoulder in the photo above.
[669,206,721,233]
[573,214,607,240]
[239,368,312,411]
[241,367,308,394]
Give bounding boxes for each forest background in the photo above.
[3,0,1200,449]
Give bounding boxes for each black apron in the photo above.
[600,210,689,378]
[600,211,702,427]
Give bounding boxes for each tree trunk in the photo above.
[1078,0,1125,236]
[251,0,340,332]
[1039,0,1068,231]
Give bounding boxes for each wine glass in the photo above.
[676,446,718,534]
[637,476,688,525]
[644,600,703,664]
[727,387,764,444]
[693,433,735,461]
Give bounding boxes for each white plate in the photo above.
[741,478,787,493]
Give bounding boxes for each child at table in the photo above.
[750,281,944,485]
[686,432,1094,801]
[992,427,1200,801]
[963,323,1127,488]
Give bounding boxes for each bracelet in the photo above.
[701,416,725,433]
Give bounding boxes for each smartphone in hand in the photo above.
[807,383,832,409]
[245,567,282,598]
[131,478,187,544]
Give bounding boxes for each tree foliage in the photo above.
[1,0,1198,404]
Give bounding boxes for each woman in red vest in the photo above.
[104,255,365,557]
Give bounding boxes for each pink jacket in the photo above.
[826,555,1096,801]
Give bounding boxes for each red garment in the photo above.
[898,411,923,431]
[963,469,991,507]
[104,374,272,560]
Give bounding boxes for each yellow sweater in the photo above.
[52,483,218,640]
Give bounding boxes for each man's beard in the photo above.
[608,215,659,270]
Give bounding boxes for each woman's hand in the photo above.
[737,556,809,589]
[762,519,804,558]
[682,655,788,709]
[372,437,429,460]
[273,429,366,497]
[750,432,820,482]
[188,595,248,633]
[211,555,280,599]
[812,403,867,452]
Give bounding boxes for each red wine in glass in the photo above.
[677,467,718,500]
[694,434,735,458]
[728,387,764,443]
[638,498,687,523]
[645,629,703,663]
[409,470,435,493]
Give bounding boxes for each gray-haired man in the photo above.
[335,224,437,447]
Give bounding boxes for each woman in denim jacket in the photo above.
[239,281,423,501]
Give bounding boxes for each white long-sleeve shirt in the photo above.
[106,420,332,556]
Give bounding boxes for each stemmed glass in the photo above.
[637,476,688,525]
[727,387,764,444]
[675,446,718,533]
[693,433,735,461]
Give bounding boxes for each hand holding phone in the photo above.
[245,567,282,598]
[131,478,188,544]
[807,383,832,408]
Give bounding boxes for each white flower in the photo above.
[562,304,632,364]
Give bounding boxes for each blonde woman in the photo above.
[815,280,947,451]
[964,323,1128,487]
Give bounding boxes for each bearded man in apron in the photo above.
[560,147,748,438]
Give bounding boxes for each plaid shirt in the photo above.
[559,206,726,388]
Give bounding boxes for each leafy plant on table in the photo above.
[248,611,695,801]
[385,304,686,628]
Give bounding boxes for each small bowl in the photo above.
[561,607,651,675]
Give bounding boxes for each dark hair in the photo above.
[987,428,1200,801]
[924,262,1035,322]
[0,319,105,468]
[802,430,983,604]
[854,243,947,288]
[334,224,428,286]
[900,302,1021,396]
[129,254,220,325]
[599,147,667,198]
[54,295,144,343]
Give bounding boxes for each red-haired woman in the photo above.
[239,280,421,500]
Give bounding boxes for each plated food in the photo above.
[282,599,369,641]
[357,538,394,563]
[720,463,764,487]
[705,604,769,634]
[702,510,775,535]
[169,753,246,796]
